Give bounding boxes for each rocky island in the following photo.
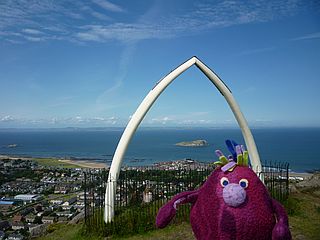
[175,139,209,147]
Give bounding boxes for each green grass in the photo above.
[36,223,98,240]
[37,222,194,240]
[110,222,194,240]
[288,190,320,240]
[32,158,82,168]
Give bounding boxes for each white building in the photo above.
[14,194,42,202]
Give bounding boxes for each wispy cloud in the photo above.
[76,23,171,43]
[22,28,43,35]
[291,32,320,41]
[149,116,173,125]
[0,0,314,44]
[0,115,121,127]
[95,43,136,112]
[92,0,125,13]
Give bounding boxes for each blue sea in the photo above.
[0,127,319,172]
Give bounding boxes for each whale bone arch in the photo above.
[104,56,262,223]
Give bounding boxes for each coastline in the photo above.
[0,154,317,179]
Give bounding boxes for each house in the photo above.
[56,211,74,219]
[12,214,24,222]
[7,233,24,240]
[42,216,56,224]
[11,221,25,230]
[77,192,97,201]
[49,199,63,205]
[63,197,77,206]
[54,184,70,194]
[25,214,36,223]
[77,192,85,201]
[62,197,77,210]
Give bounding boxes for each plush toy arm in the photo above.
[156,190,199,228]
[271,199,292,240]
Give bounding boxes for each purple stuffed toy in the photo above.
[156,140,292,240]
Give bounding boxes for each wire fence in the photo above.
[83,162,289,237]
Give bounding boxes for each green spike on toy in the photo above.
[219,156,229,165]
[242,150,249,166]
[213,161,223,166]
[237,154,243,166]
[214,150,229,166]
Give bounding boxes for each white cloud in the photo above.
[0,0,312,44]
[92,0,125,13]
[0,115,15,122]
[76,23,170,43]
[150,116,173,125]
[291,32,320,41]
[22,28,43,35]
[0,114,124,127]
[178,119,214,125]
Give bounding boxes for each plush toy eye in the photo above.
[220,177,229,187]
[239,179,249,188]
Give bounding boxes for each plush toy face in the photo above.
[208,165,268,209]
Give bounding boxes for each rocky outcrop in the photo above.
[175,140,209,147]
[296,173,320,191]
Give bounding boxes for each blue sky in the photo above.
[0,0,319,128]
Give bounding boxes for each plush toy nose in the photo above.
[223,183,246,207]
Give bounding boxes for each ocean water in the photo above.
[0,128,319,172]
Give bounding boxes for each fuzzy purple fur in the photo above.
[156,166,292,240]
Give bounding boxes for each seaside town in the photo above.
[0,156,91,240]
[0,153,215,240]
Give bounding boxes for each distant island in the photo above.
[7,144,18,148]
[175,139,209,147]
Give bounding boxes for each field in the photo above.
[32,158,82,168]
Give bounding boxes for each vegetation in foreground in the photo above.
[37,189,320,240]
[286,191,320,239]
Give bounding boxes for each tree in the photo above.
[33,216,42,224]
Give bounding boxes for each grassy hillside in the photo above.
[287,192,320,239]
[37,191,320,240]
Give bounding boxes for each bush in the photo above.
[47,224,59,233]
